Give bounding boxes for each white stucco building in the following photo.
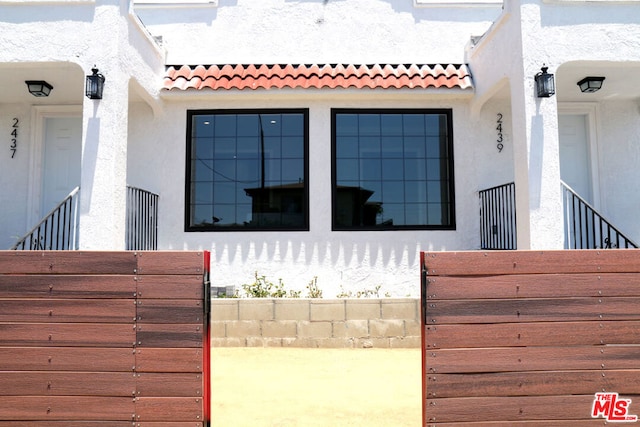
[1,0,639,296]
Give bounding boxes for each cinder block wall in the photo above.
[211,298,421,348]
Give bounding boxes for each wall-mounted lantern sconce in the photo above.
[85,67,105,99]
[25,80,53,97]
[534,66,555,98]
[577,76,605,93]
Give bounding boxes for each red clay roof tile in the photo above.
[163,63,473,91]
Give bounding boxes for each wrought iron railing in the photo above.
[126,186,159,251]
[479,182,517,250]
[11,187,80,250]
[562,181,637,249]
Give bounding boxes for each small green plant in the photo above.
[242,272,285,298]
[240,272,319,298]
[336,284,385,298]
[305,276,323,298]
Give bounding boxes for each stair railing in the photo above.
[479,182,517,250]
[562,180,638,249]
[11,187,80,250]
[126,186,159,251]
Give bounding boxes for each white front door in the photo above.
[41,117,82,214]
[559,114,593,203]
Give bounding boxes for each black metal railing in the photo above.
[11,187,80,250]
[126,186,159,251]
[479,182,517,250]
[562,181,637,249]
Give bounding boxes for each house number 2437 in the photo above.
[10,118,18,158]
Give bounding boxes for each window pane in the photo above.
[187,110,308,231]
[237,115,259,137]
[213,137,236,159]
[336,114,358,136]
[214,115,236,137]
[336,136,359,158]
[193,116,214,138]
[382,158,404,180]
[360,136,381,158]
[333,109,454,229]
[337,159,359,181]
[359,114,380,136]
[282,114,304,136]
[381,136,403,157]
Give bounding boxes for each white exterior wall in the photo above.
[128,92,484,296]
[597,100,640,240]
[0,103,33,245]
[128,0,503,295]
[2,0,640,295]
[0,0,165,250]
[137,0,500,64]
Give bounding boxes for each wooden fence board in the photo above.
[0,372,135,396]
[136,324,203,348]
[135,423,203,427]
[0,275,136,299]
[134,397,203,422]
[0,396,135,421]
[137,299,204,323]
[136,252,205,275]
[0,423,136,427]
[0,251,208,425]
[136,373,203,397]
[0,347,134,371]
[424,320,640,348]
[0,251,137,275]
[423,250,640,276]
[136,275,203,300]
[0,323,135,347]
[422,250,640,427]
[427,370,640,398]
[425,395,598,423]
[427,297,640,324]
[135,349,203,373]
[425,421,608,427]
[0,299,136,323]
[425,346,640,373]
[425,273,640,300]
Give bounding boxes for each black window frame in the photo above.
[185,108,310,232]
[331,108,456,231]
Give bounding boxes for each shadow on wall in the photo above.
[209,235,434,269]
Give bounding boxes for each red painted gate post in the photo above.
[203,250,211,426]
[420,251,427,427]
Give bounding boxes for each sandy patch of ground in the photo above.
[211,347,422,427]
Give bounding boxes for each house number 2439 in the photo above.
[496,113,504,152]
[10,118,18,158]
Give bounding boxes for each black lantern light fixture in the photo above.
[534,66,555,98]
[85,66,105,99]
[577,76,605,93]
[25,80,53,97]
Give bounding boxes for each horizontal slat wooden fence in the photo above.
[421,250,640,427]
[0,251,210,426]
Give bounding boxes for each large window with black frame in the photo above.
[332,109,455,230]
[186,109,309,231]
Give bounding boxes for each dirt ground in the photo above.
[211,347,422,427]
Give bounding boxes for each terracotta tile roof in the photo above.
[163,63,473,91]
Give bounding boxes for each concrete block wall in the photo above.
[211,298,421,348]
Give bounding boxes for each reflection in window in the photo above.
[332,109,455,230]
[186,109,308,231]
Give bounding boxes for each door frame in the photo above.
[27,105,82,227]
[557,102,601,210]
